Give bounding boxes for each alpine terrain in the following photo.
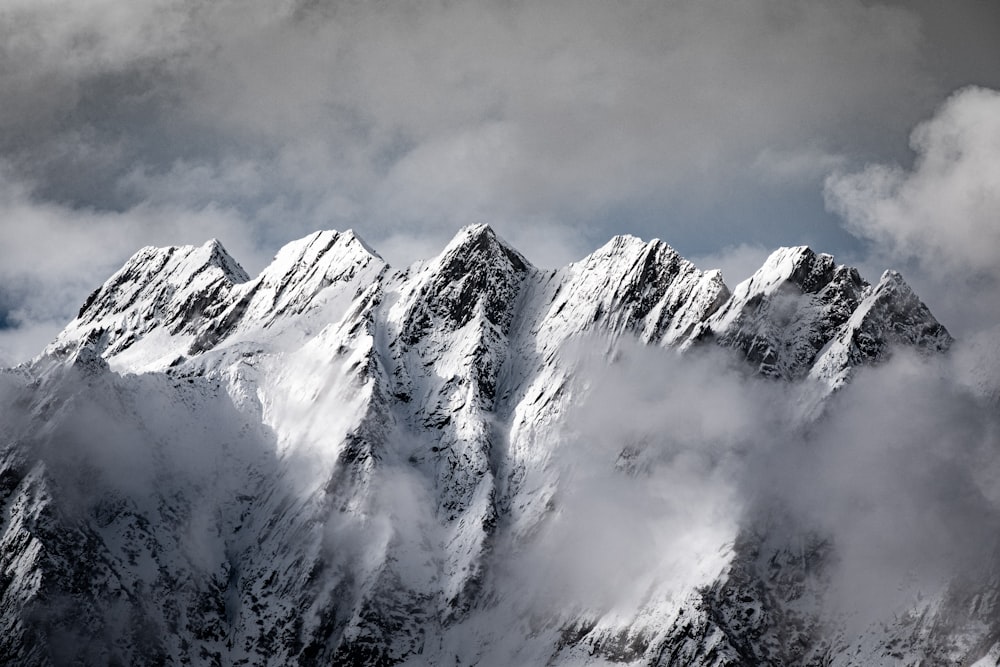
[3,224,997,667]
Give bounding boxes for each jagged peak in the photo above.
[394,225,532,342]
[198,238,251,284]
[873,269,906,290]
[536,233,727,350]
[435,224,532,273]
[726,245,840,299]
[808,266,952,388]
[572,235,690,289]
[441,223,496,254]
[252,229,386,289]
[590,234,679,261]
[121,238,242,274]
[754,245,820,283]
[269,229,376,264]
[454,221,492,239]
[199,229,388,344]
[340,228,382,261]
[53,228,953,388]
[109,243,180,282]
[859,269,914,308]
[706,245,858,339]
[865,269,951,344]
[600,233,647,252]
[702,268,725,282]
[76,239,248,322]
[570,235,705,300]
[106,238,246,288]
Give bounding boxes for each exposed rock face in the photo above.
[1,224,976,666]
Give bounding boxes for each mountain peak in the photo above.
[49,241,251,365]
[394,226,532,343]
[875,268,905,288]
[595,233,676,260]
[539,234,727,348]
[749,245,837,293]
[340,228,381,260]
[455,221,493,238]
[438,223,530,272]
[186,228,389,354]
[866,270,951,351]
[443,223,496,251]
[50,229,950,388]
[705,246,891,381]
[809,268,952,387]
[428,223,533,290]
[198,238,251,284]
[263,229,381,278]
[73,240,247,324]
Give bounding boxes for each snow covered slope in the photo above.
[2,224,986,667]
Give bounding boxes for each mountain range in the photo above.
[3,224,995,666]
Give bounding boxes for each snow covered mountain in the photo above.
[2,224,990,666]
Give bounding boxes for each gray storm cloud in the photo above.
[2,1,996,233]
[14,1,946,220]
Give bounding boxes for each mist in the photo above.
[474,336,1000,641]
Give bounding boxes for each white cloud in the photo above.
[826,86,1000,279]
[825,86,1000,335]
[503,338,1000,627]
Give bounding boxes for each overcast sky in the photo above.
[1,0,999,363]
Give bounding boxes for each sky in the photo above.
[1,0,999,364]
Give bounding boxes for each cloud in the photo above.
[825,86,1000,335]
[771,350,1000,622]
[529,338,1000,631]
[1,2,985,240]
[752,147,847,186]
[172,0,936,234]
[506,342,761,613]
[826,86,1000,278]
